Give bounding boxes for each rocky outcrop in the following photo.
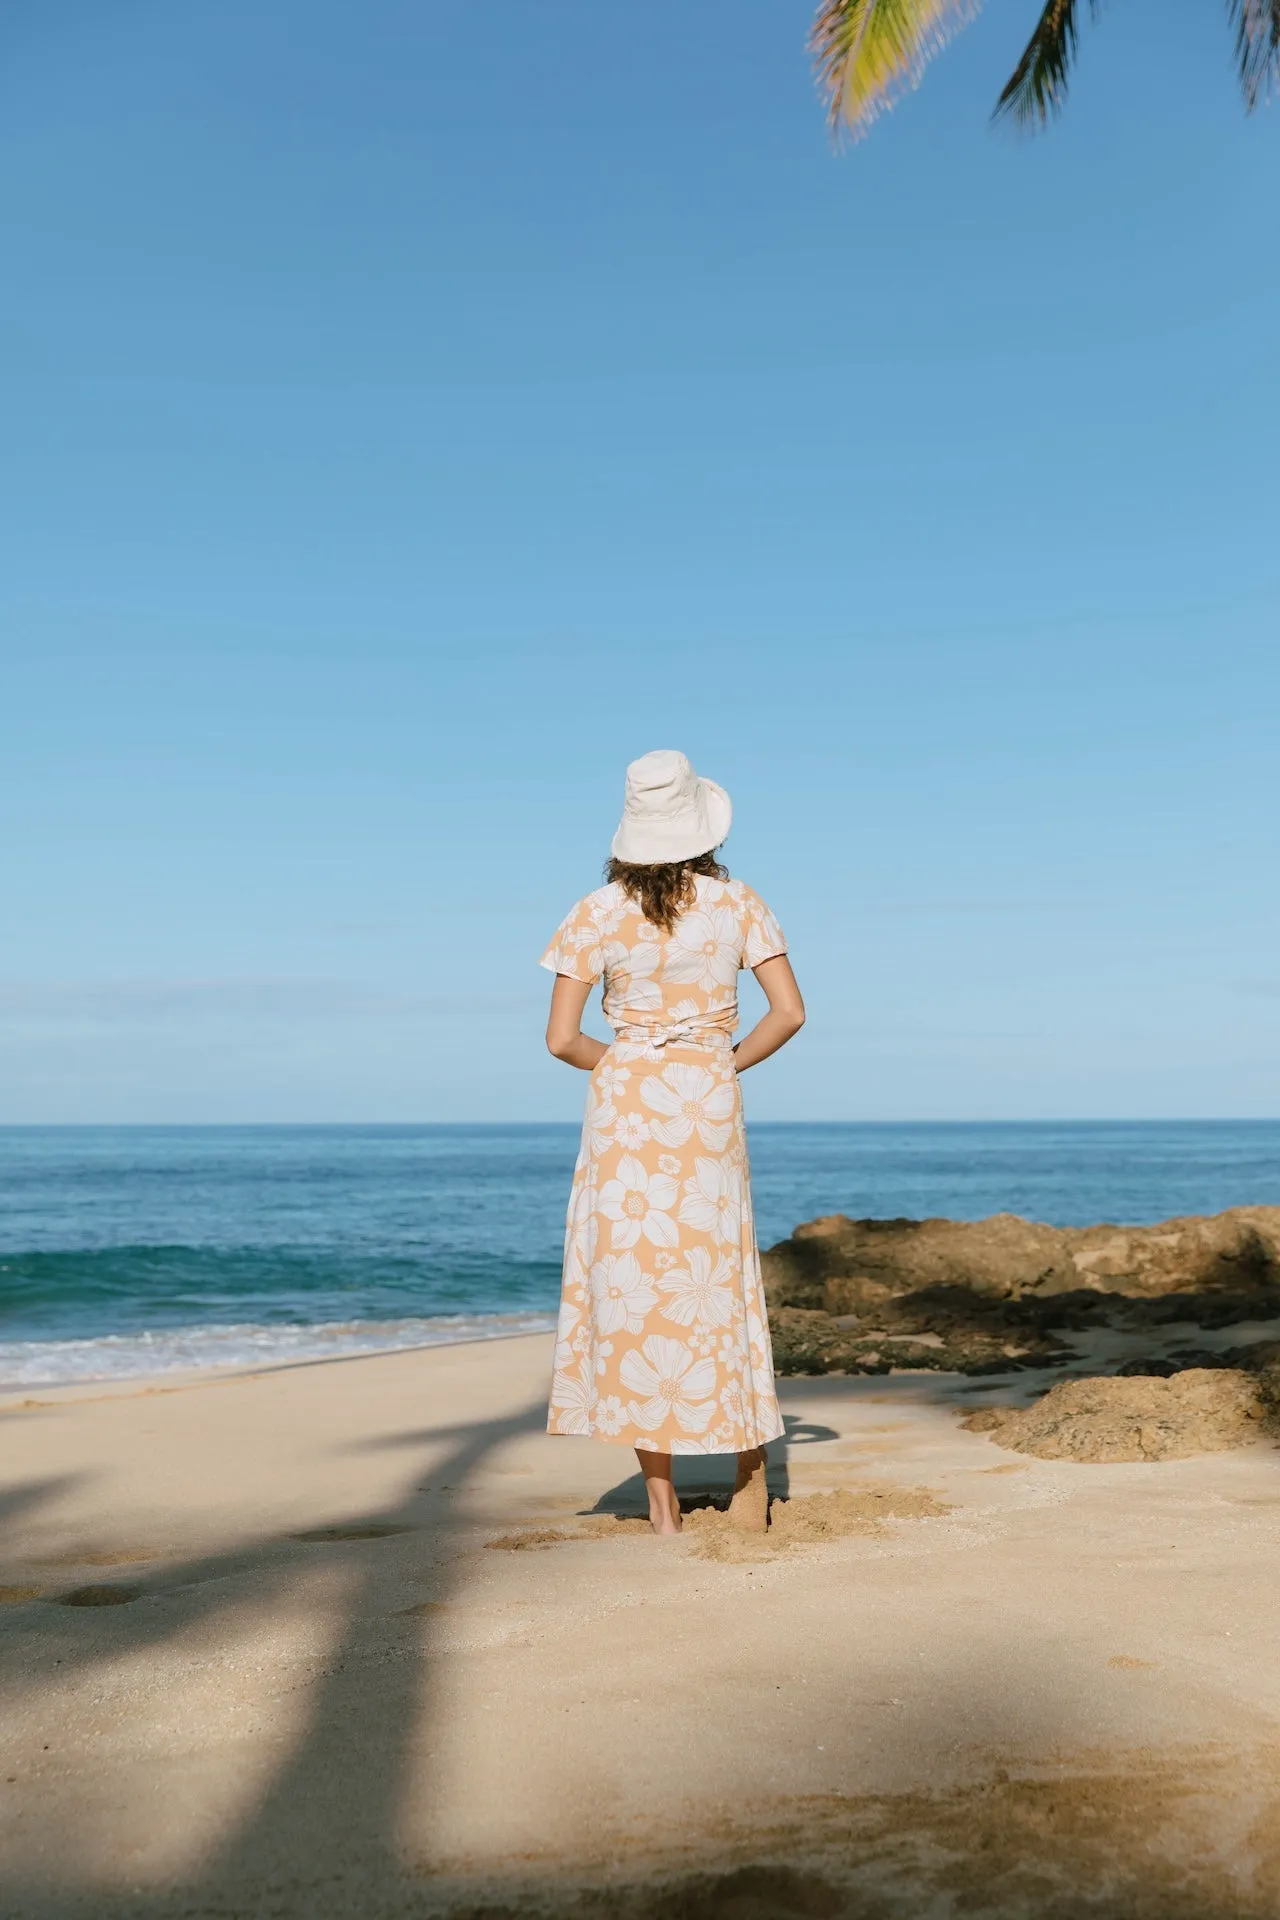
[762,1207,1280,1377]
[768,1305,1067,1378]
[763,1206,1280,1310]
[763,1212,1077,1312]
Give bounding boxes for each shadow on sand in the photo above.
[3,1372,1279,1920]
[583,1415,842,1521]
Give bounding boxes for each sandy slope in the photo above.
[3,1335,1280,1918]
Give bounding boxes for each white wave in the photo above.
[0,1313,557,1390]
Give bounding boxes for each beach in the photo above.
[5,1330,1280,1917]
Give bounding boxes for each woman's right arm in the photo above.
[733,955,805,1073]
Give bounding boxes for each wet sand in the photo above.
[3,1334,1280,1917]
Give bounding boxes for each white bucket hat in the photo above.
[610,750,732,866]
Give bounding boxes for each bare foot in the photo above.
[646,1485,682,1535]
[728,1447,769,1533]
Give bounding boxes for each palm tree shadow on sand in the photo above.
[4,1396,547,1919]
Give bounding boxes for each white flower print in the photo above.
[606,940,662,1015]
[719,1380,748,1426]
[662,907,740,992]
[658,1246,737,1328]
[753,1388,780,1439]
[588,890,628,936]
[595,1062,632,1104]
[565,929,609,979]
[594,1338,615,1375]
[746,1306,775,1379]
[553,1295,582,1372]
[564,1213,594,1274]
[678,1157,742,1246]
[584,1093,617,1158]
[594,1395,627,1436]
[550,1357,598,1436]
[612,1111,652,1151]
[640,1062,735,1151]
[562,1212,597,1301]
[718,1327,747,1375]
[743,894,786,967]
[657,1153,682,1177]
[589,1252,658,1334]
[598,1154,679,1250]
[653,1248,679,1271]
[555,1296,581,1344]
[723,1135,748,1178]
[620,1336,717,1434]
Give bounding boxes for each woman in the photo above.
[540,749,805,1535]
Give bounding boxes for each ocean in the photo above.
[2,1121,1278,1390]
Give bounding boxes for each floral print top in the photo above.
[539,875,788,1044]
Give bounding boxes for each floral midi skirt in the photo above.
[547,1036,785,1454]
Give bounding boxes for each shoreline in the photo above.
[0,1320,559,1407]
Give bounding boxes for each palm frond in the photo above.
[809,0,979,139]
[994,0,1098,126]
[1229,0,1280,108]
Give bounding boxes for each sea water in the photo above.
[2,1122,1277,1389]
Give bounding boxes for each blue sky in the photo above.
[2,0,1277,1123]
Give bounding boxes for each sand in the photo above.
[965,1367,1276,1462]
[4,1336,1280,1917]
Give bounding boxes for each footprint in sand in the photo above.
[0,1586,43,1604]
[485,1527,583,1551]
[292,1524,415,1543]
[56,1585,142,1607]
[35,1549,160,1567]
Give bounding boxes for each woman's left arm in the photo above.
[546,975,609,1071]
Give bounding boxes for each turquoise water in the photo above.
[1,1122,1277,1386]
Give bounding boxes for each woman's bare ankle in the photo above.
[645,1479,681,1534]
[638,1451,681,1535]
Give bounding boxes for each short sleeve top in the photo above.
[540,875,787,1043]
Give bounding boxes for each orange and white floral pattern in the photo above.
[540,876,787,1454]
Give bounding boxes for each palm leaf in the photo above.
[993,0,1097,126]
[809,0,979,138]
[1229,0,1280,108]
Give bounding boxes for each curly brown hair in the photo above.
[605,850,729,935]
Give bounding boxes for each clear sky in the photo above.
[2,0,1277,1124]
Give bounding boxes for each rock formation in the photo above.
[762,1207,1280,1378]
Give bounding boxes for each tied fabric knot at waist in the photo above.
[612,1023,734,1063]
